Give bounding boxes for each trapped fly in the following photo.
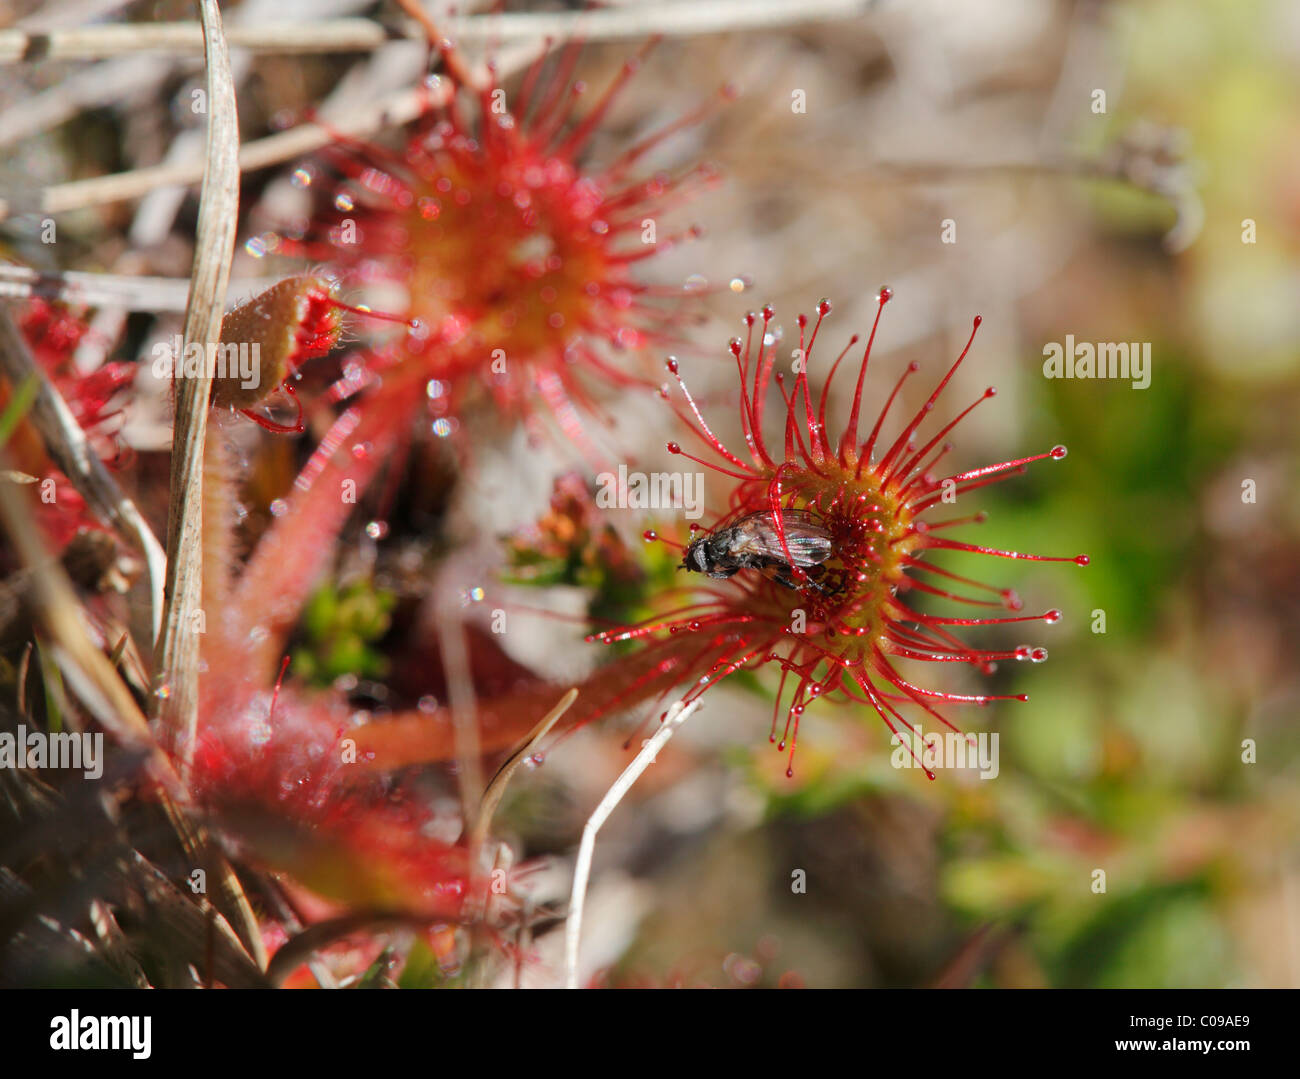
[680,510,833,591]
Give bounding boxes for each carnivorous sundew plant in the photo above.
[211,273,413,434]
[589,289,1089,779]
[264,37,731,458]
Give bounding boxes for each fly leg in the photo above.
[768,566,829,594]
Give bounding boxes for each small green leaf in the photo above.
[0,373,40,447]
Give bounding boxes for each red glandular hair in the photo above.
[18,300,133,438]
[590,289,1089,779]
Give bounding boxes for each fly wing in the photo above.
[745,511,833,567]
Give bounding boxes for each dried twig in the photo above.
[89,898,150,988]
[0,80,444,223]
[0,264,283,314]
[0,19,392,63]
[0,2,876,64]
[0,446,266,970]
[150,0,238,775]
[0,0,375,150]
[458,686,575,988]
[437,613,484,835]
[127,849,267,988]
[471,687,577,856]
[564,698,699,989]
[0,0,877,223]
